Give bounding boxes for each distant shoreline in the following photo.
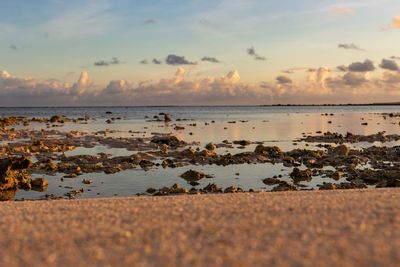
[1,102,400,109]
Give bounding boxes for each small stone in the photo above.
[82,179,93,185]
[31,177,48,188]
[146,188,157,194]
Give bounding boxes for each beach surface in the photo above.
[0,188,399,267]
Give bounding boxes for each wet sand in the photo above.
[0,188,399,267]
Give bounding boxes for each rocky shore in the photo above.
[1,113,400,200]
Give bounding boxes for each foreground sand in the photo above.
[0,189,399,267]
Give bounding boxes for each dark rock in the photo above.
[180,170,213,182]
[254,145,283,158]
[263,177,281,185]
[224,186,243,193]
[164,113,172,122]
[233,140,251,146]
[146,187,157,194]
[151,135,185,148]
[271,181,297,192]
[290,167,312,183]
[203,183,222,193]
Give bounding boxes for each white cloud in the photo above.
[1,66,400,106]
[41,0,114,39]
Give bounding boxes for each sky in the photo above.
[1,0,400,106]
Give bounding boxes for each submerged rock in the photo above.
[180,170,213,182]
[262,177,281,185]
[254,145,283,158]
[233,140,251,146]
[290,167,312,183]
[151,135,185,148]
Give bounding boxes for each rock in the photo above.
[318,182,336,190]
[139,160,155,170]
[164,113,172,122]
[189,181,200,186]
[151,135,184,148]
[0,189,17,201]
[49,115,64,123]
[82,179,93,185]
[0,157,32,191]
[254,145,283,158]
[271,181,297,192]
[31,177,48,189]
[161,159,176,168]
[332,171,345,180]
[224,186,243,193]
[332,145,350,157]
[203,183,222,193]
[180,170,213,182]
[146,187,157,194]
[174,126,185,130]
[233,140,251,146]
[181,148,196,157]
[262,177,281,185]
[290,167,312,183]
[205,143,217,151]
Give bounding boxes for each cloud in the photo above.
[348,59,375,72]
[276,76,292,84]
[281,67,310,74]
[341,72,368,86]
[165,55,197,65]
[70,71,92,95]
[379,58,399,71]
[384,16,400,30]
[40,0,114,39]
[0,70,94,105]
[9,44,17,50]
[390,56,400,60]
[103,79,133,94]
[201,57,220,63]
[140,59,148,65]
[330,6,353,15]
[144,19,157,25]
[3,64,400,106]
[246,47,266,61]
[338,43,364,51]
[152,59,162,65]
[337,65,349,72]
[94,57,121,67]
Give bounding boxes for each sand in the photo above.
[0,188,399,267]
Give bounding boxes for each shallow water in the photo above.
[1,106,400,200]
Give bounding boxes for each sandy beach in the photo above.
[0,188,399,267]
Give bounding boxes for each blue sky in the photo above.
[1,0,400,105]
